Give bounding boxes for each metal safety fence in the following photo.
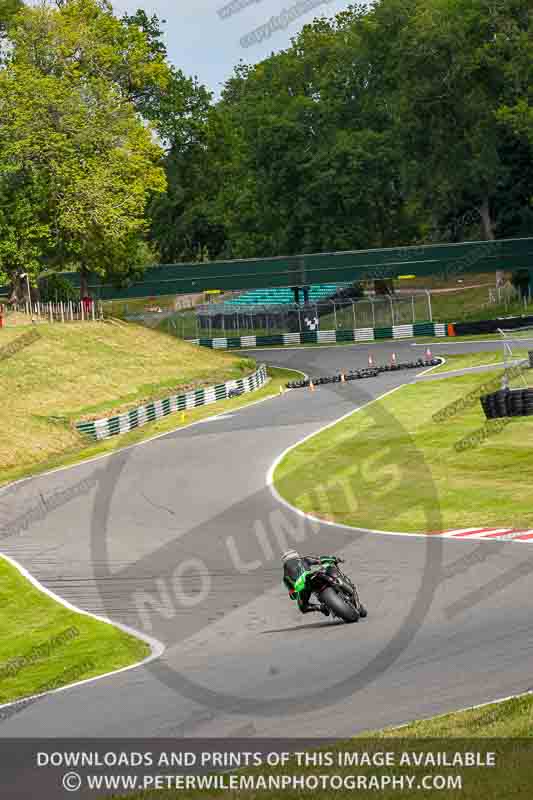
[165,293,433,341]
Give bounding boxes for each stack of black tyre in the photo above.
[480,387,533,419]
[285,358,441,390]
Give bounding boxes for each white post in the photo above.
[411,295,416,323]
[25,274,31,316]
[49,302,53,323]
[352,300,356,331]
[390,297,394,327]
[427,290,433,322]
[333,302,338,330]
[91,300,95,321]
[69,300,73,321]
[80,300,84,321]
[61,302,65,323]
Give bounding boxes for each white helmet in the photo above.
[282,549,300,562]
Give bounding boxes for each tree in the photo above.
[0,0,167,295]
[38,272,78,302]
[0,0,22,33]
[382,0,533,284]
[122,10,212,149]
[0,165,51,301]
[213,7,420,257]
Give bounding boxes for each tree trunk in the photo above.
[480,197,503,287]
[8,275,22,304]
[79,265,89,298]
[8,274,30,304]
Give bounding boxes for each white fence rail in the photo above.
[4,300,104,323]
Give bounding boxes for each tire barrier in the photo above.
[286,358,441,389]
[454,315,533,337]
[481,386,533,419]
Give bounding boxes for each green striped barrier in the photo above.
[189,322,448,349]
[76,364,268,441]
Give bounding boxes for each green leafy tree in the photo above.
[0,0,167,296]
[38,272,78,302]
[211,7,420,258]
[0,0,22,34]
[387,0,532,245]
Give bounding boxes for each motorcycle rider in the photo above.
[282,549,344,615]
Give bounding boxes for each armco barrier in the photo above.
[76,364,268,441]
[188,322,448,350]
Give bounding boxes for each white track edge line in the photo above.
[415,357,446,377]
[265,367,533,731]
[417,360,523,380]
[413,338,533,346]
[265,384,432,541]
[387,689,533,732]
[266,360,525,543]
[0,364,307,711]
[0,552,165,713]
[242,340,446,353]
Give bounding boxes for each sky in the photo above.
[111,0,353,96]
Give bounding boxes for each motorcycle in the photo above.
[294,559,367,623]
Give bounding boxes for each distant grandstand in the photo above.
[195,282,361,337]
[225,283,352,307]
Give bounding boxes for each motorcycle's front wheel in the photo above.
[320,587,359,623]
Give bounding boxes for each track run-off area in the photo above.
[1,337,533,738]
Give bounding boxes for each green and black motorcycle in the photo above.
[294,559,367,623]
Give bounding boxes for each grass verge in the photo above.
[375,693,533,738]
[273,366,533,532]
[0,321,259,484]
[1,364,302,487]
[115,694,533,800]
[0,555,149,706]
[430,350,529,373]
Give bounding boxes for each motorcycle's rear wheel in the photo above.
[320,587,359,623]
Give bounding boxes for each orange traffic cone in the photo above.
[309,380,315,392]
[368,354,374,367]
[340,372,346,383]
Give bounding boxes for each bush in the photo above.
[39,274,78,303]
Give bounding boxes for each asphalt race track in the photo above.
[1,338,533,738]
